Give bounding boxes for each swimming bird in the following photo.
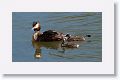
[65,33,85,41]
[32,22,64,41]
[61,38,79,48]
[32,21,86,42]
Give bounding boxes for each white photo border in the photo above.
[0,0,114,74]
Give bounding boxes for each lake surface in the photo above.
[12,12,102,62]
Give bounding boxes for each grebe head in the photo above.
[65,33,71,38]
[32,21,41,31]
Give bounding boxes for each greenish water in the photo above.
[12,12,102,62]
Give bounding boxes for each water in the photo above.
[12,12,102,62]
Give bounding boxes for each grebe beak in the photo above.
[32,27,34,30]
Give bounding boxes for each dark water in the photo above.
[12,12,102,62]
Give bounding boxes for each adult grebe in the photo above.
[32,21,64,41]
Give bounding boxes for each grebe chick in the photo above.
[61,38,79,48]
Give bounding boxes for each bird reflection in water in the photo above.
[32,41,83,60]
[32,39,42,59]
[34,49,42,59]
[32,40,65,59]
